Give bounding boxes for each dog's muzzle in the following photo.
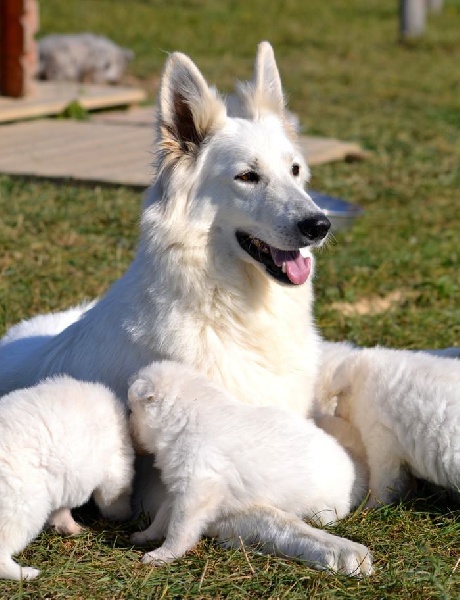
[297,214,331,244]
[236,213,330,286]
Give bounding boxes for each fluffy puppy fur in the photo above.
[0,377,134,581]
[315,346,460,506]
[128,361,372,577]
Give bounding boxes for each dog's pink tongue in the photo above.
[270,248,312,285]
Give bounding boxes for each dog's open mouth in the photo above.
[236,232,311,285]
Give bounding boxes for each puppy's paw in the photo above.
[47,508,84,536]
[324,541,373,577]
[141,547,176,566]
[56,520,85,536]
[21,566,41,580]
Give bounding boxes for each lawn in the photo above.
[0,0,459,598]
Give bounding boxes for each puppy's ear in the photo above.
[127,377,156,407]
[157,51,226,166]
[330,359,354,398]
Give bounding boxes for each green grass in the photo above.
[1,0,460,597]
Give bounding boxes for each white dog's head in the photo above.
[145,42,330,288]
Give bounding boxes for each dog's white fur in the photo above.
[0,376,134,581]
[128,360,372,576]
[315,345,460,506]
[0,42,374,572]
[0,42,324,415]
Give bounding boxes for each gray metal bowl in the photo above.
[310,190,363,232]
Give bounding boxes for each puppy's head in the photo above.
[128,367,162,455]
[128,360,182,409]
[128,376,157,409]
[128,360,188,454]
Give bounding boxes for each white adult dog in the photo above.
[315,344,460,506]
[0,42,374,573]
[0,42,327,412]
[0,376,134,581]
[128,360,372,576]
[0,48,329,435]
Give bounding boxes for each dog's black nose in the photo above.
[297,214,331,242]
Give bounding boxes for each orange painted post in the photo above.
[0,0,39,97]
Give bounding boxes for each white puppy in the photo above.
[0,377,134,581]
[128,361,372,577]
[316,346,460,506]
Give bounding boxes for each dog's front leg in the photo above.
[139,489,221,566]
[130,499,171,545]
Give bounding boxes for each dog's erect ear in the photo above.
[252,41,285,116]
[231,41,287,121]
[157,52,226,164]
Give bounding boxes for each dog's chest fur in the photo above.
[121,233,320,415]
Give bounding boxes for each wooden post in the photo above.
[0,0,39,97]
[400,0,426,38]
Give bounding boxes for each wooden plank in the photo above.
[0,81,146,123]
[299,136,366,165]
[91,104,156,127]
[92,106,368,164]
[91,105,156,126]
[0,118,367,188]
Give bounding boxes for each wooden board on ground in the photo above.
[93,106,367,166]
[0,81,146,123]
[0,116,367,188]
[0,119,154,186]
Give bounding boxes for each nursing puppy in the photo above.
[128,361,371,577]
[316,346,460,506]
[0,377,134,581]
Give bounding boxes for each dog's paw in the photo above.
[323,541,373,577]
[47,508,84,536]
[55,521,85,536]
[66,523,85,536]
[21,566,41,580]
[141,547,176,566]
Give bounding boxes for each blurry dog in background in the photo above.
[38,34,134,83]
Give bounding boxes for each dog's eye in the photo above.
[291,164,300,177]
[235,171,260,184]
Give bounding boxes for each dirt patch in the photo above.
[331,290,416,316]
